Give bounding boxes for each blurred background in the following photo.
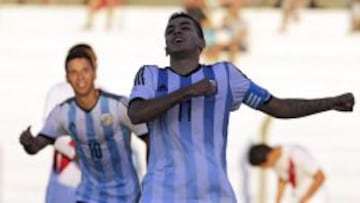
[0,0,359,202]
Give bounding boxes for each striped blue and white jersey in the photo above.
[130,62,271,203]
[41,90,148,203]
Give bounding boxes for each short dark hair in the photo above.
[68,43,93,54]
[167,12,204,40]
[248,144,273,166]
[65,50,95,71]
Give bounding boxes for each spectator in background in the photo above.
[183,0,207,23]
[218,3,248,63]
[350,0,360,32]
[249,144,329,203]
[84,0,121,31]
[199,13,222,62]
[279,0,306,33]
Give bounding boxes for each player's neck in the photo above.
[75,89,100,111]
[169,57,200,75]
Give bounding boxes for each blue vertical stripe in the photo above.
[179,75,198,200]
[222,63,233,171]
[157,69,175,203]
[68,101,92,201]
[202,67,221,203]
[100,95,127,202]
[85,112,107,203]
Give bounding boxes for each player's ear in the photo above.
[198,38,206,51]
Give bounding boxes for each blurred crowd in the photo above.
[8,0,360,62]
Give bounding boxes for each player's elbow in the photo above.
[315,170,326,185]
[128,108,144,124]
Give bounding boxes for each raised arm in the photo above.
[19,126,54,155]
[128,79,216,124]
[259,93,354,118]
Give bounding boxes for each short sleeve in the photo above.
[129,66,155,102]
[40,105,66,139]
[227,63,271,110]
[119,97,149,136]
[293,147,320,176]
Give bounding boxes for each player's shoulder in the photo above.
[134,65,162,84]
[100,90,129,107]
[139,64,163,71]
[288,145,310,157]
[59,97,76,107]
[204,61,241,71]
[101,90,123,101]
[205,61,247,77]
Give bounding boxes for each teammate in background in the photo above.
[350,0,360,32]
[249,144,329,203]
[20,49,149,203]
[279,0,306,33]
[43,44,97,203]
[127,12,354,203]
[84,0,121,31]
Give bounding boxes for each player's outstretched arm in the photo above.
[259,93,355,118]
[128,79,216,124]
[19,126,54,155]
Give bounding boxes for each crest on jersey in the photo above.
[101,113,113,126]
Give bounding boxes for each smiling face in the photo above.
[66,56,96,97]
[165,14,205,56]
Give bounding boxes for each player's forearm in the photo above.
[128,87,191,124]
[275,179,287,203]
[300,171,325,203]
[263,96,339,118]
[278,97,336,118]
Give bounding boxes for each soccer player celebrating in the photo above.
[20,49,148,203]
[127,12,354,203]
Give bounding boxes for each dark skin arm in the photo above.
[19,126,54,154]
[259,93,354,118]
[128,79,216,124]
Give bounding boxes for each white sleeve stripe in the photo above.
[246,93,262,108]
[254,97,261,108]
[246,93,254,105]
[249,93,257,107]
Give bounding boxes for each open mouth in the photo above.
[174,37,184,44]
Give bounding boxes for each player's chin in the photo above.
[74,89,91,97]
